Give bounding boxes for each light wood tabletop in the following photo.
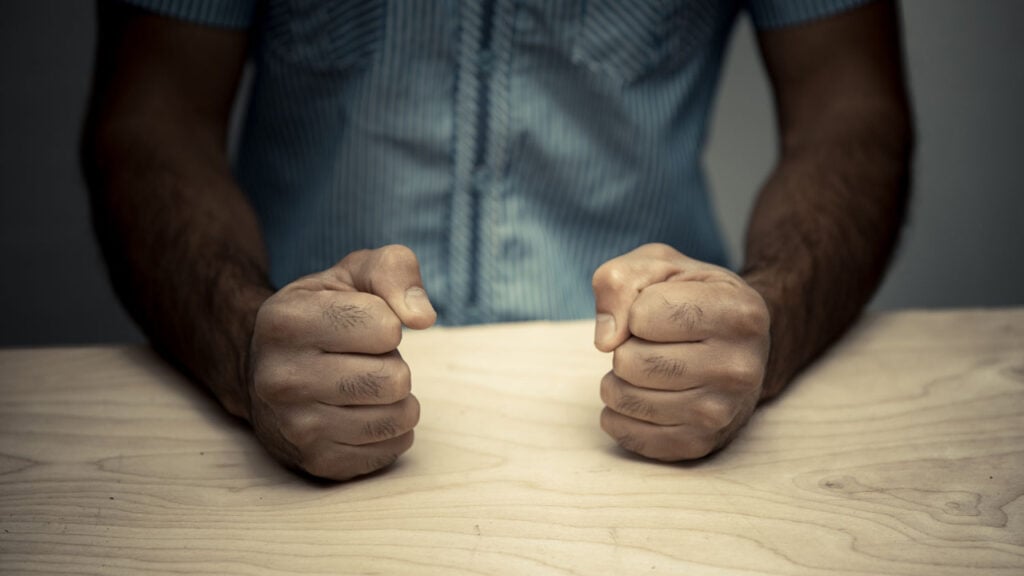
[1,309,1022,575]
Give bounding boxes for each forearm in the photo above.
[741,113,913,399]
[83,117,271,418]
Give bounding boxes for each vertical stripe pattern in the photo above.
[119,0,874,325]
[116,0,254,28]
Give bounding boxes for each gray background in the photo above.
[1,0,1022,346]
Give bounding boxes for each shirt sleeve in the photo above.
[116,0,256,29]
[745,0,876,30]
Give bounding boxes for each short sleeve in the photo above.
[116,0,257,29]
[745,0,876,30]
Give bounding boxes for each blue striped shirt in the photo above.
[121,0,872,325]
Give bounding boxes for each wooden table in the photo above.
[1,309,1022,575]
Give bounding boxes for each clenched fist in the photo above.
[592,243,770,461]
[247,245,436,480]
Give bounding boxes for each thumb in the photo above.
[591,245,682,352]
[339,245,437,330]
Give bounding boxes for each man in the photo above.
[82,0,912,480]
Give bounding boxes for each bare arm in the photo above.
[743,0,914,398]
[591,1,913,461]
[83,5,435,481]
[81,3,267,418]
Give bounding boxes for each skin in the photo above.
[82,4,436,481]
[593,1,913,460]
[82,1,911,477]
[593,245,771,460]
[248,246,436,479]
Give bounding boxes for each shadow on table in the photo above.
[601,443,733,471]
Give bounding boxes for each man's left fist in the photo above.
[592,243,770,461]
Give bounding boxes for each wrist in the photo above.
[226,284,274,421]
[740,265,804,400]
[178,281,272,422]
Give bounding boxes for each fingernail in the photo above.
[595,313,616,349]
[404,287,435,316]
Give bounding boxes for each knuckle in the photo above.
[722,356,764,388]
[396,359,413,391]
[255,300,301,342]
[406,394,421,427]
[377,312,403,348]
[591,262,611,289]
[599,372,616,406]
[396,429,416,454]
[280,412,320,448]
[254,363,303,403]
[261,379,302,405]
[379,243,416,261]
[732,294,770,337]
[337,249,370,269]
[374,244,417,274]
[592,262,630,293]
[696,396,735,431]
[611,349,631,380]
[382,359,412,402]
[640,242,676,260]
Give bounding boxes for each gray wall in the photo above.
[1,1,1022,346]
[1,1,142,345]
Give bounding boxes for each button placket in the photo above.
[448,0,514,324]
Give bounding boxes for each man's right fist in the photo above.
[247,245,436,480]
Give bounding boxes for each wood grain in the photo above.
[1,309,1022,575]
